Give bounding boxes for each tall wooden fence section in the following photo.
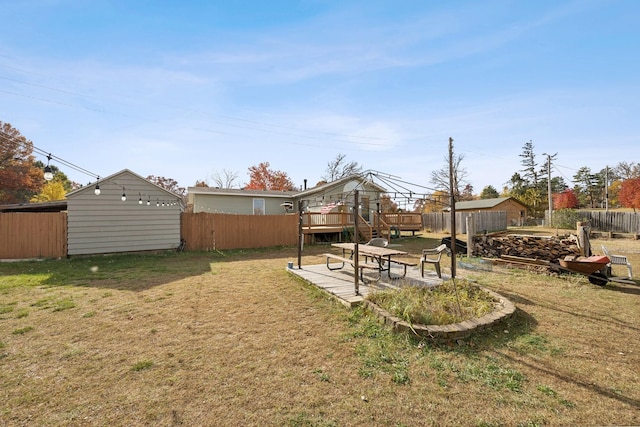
[181,213,298,250]
[422,211,507,234]
[0,212,67,259]
[577,211,640,233]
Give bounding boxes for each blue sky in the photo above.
[1,0,638,195]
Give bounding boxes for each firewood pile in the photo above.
[472,234,581,262]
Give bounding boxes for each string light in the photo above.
[1,130,185,208]
[43,154,53,181]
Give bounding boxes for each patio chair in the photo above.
[421,244,447,278]
[601,245,633,279]
[363,238,389,263]
[365,237,388,248]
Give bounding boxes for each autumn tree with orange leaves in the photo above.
[245,162,295,191]
[619,177,640,212]
[0,121,44,204]
[552,189,579,209]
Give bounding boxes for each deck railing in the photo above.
[301,212,352,229]
[301,211,422,236]
[380,213,422,230]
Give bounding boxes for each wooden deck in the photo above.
[287,262,444,308]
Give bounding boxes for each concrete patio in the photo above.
[287,262,445,307]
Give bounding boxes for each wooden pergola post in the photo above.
[354,190,360,295]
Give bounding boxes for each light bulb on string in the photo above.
[138,193,142,205]
[147,196,151,206]
[43,154,53,181]
[121,187,127,202]
[94,177,101,196]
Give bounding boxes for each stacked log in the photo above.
[472,234,580,262]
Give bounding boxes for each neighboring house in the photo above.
[188,188,297,215]
[455,197,528,226]
[187,174,387,219]
[66,169,182,256]
[295,175,387,222]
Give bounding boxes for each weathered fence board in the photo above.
[0,212,67,259]
[577,211,640,234]
[422,211,507,234]
[181,213,298,250]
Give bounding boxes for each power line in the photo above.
[0,129,100,180]
[1,73,390,148]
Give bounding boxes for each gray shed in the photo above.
[66,169,182,255]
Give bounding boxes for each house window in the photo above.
[253,198,265,215]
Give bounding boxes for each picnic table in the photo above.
[327,242,415,280]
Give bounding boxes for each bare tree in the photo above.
[210,169,239,189]
[613,161,640,180]
[322,153,362,181]
[430,153,468,198]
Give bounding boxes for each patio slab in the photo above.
[287,262,445,308]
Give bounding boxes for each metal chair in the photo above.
[601,245,633,279]
[420,244,447,278]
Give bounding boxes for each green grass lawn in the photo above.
[1,234,639,426]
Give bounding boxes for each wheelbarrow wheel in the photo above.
[588,272,608,286]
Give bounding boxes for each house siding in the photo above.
[192,193,293,215]
[67,171,181,255]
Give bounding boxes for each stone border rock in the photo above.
[361,287,516,341]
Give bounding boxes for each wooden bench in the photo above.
[323,253,381,282]
[389,258,418,279]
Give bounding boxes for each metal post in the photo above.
[297,200,304,269]
[605,165,609,213]
[448,137,457,278]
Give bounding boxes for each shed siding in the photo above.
[67,172,181,255]
[457,199,527,226]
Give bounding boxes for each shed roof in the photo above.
[0,200,67,213]
[455,197,525,210]
[66,169,181,200]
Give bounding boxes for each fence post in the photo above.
[466,215,474,258]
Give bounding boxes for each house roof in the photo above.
[188,187,297,198]
[295,174,387,198]
[66,169,181,199]
[455,197,525,210]
[187,174,387,199]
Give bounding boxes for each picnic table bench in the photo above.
[329,243,413,280]
[323,253,381,282]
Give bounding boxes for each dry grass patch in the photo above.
[366,279,495,325]
[0,235,639,426]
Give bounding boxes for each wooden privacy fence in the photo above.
[181,213,298,251]
[0,212,67,259]
[577,211,640,234]
[422,211,507,234]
